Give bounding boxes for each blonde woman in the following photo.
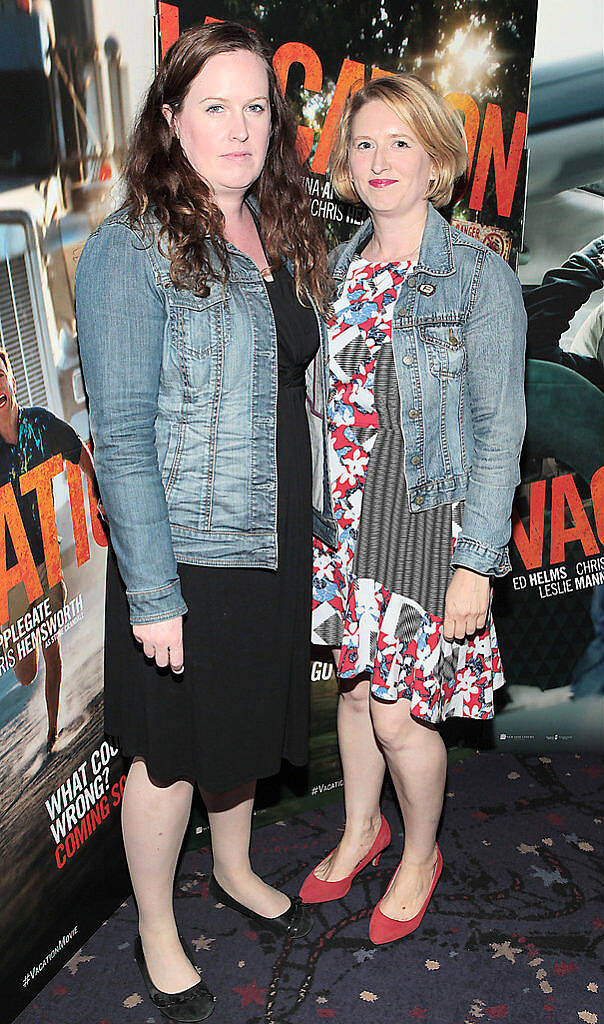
[301,75,526,944]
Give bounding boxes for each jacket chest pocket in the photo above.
[419,325,465,379]
[169,287,230,360]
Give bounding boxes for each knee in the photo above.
[18,671,37,687]
[371,700,414,752]
[339,680,370,714]
[15,661,37,686]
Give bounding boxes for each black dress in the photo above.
[103,266,319,792]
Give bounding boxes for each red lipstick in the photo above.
[368,178,397,187]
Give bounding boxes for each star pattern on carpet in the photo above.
[123,993,143,1008]
[233,979,267,1007]
[530,864,566,887]
[353,948,376,963]
[64,950,95,975]
[13,751,601,1024]
[490,940,522,963]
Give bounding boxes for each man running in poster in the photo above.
[0,349,100,753]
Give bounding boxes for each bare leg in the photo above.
[13,649,38,687]
[41,639,62,750]
[202,780,290,918]
[122,758,199,993]
[314,651,387,882]
[370,696,446,920]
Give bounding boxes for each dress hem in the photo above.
[105,732,309,793]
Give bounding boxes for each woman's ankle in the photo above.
[342,811,383,844]
[138,918,180,946]
[211,863,256,894]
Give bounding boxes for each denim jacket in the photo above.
[331,203,527,577]
[75,205,336,624]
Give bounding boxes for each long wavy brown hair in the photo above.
[122,21,331,314]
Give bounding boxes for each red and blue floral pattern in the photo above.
[312,258,504,721]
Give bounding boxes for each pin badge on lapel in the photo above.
[418,283,436,295]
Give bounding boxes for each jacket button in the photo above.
[408,408,419,419]
[411,455,421,466]
[415,495,425,506]
[407,276,416,288]
[403,354,413,366]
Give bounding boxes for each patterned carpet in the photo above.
[15,751,603,1024]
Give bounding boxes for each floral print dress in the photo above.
[312,256,504,722]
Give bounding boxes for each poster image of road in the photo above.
[0,326,128,1022]
[0,1,155,1019]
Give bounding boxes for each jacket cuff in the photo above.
[451,536,511,578]
[126,579,188,625]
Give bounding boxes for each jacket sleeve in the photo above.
[75,221,187,624]
[452,250,527,577]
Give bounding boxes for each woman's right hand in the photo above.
[132,616,184,674]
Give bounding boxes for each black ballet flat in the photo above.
[134,935,215,1022]
[208,875,313,938]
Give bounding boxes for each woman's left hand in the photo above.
[443,567,491,642]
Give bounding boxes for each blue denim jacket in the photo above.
[75,206,336,624]
[331,203,527,577]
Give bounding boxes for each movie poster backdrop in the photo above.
[153,2,544,844]
[493,237,604,752]
[6,0,575,1016]
[1,1,155,1018]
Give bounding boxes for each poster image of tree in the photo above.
[160,0,538,264]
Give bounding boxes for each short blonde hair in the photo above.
[329,74,468,209]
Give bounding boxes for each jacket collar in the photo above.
[332,202,455,280]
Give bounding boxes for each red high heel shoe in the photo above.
[369,844,443,944]
[299,815,391,904]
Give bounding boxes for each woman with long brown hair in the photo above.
[75,21,334,1021]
